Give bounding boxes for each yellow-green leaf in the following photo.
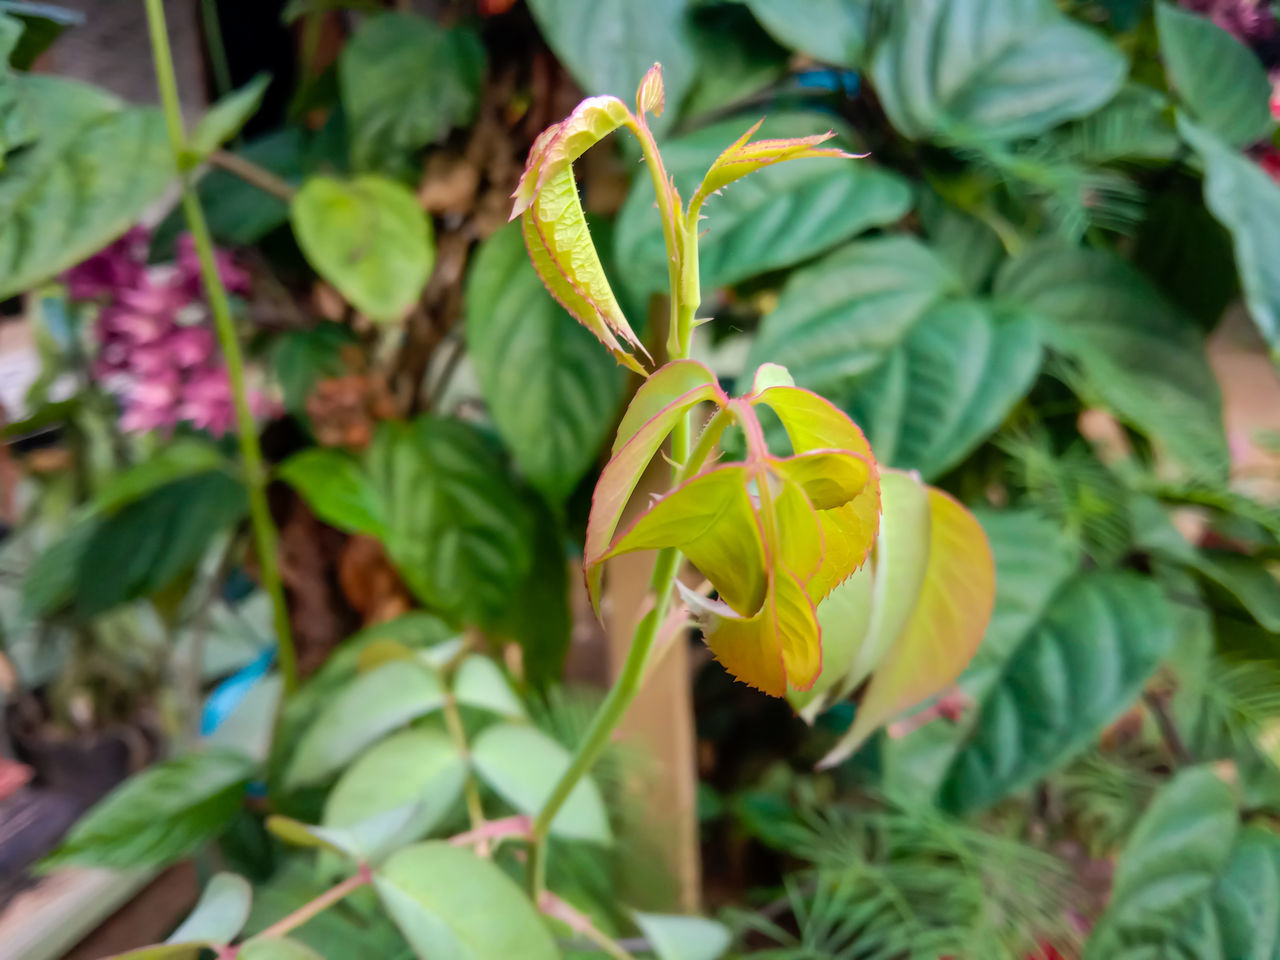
[691,118,854,210]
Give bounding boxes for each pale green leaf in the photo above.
[840,299,1042,479]
[238,938,325,960]
[471,723,612,844]
[291,174,434,322]
[465,222,623,500]
[871,0,1126,143]
[168,873,252,947]
[286,661,446,787]
[616,113,912,294]
[633,912,731,960]
[453,655,525,719]
[189,74,270,159]
[375,842,560,960]
[1157,2,1271,148]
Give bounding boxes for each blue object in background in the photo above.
[200,644,275,736]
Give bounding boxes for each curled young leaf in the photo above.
[636,62,665,118]
[689,118,858,213]
[511,95,648,373]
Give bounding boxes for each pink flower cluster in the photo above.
[1181,0,1277,44]
[65,228,267,436]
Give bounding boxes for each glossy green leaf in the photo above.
[1178,115,1280,364]
[20,516,97,617]
[1174,827,1280,960]
[286,660,445,787]
[749,235,962,392]
[527,0,696,131]
[1085,766,1238,959]
[633,912,731,960]
[871,0,1125,143]
[453,655,525,719]
[1157,2,1271,148]
[741,0,871,67]
[238,938,325,960]
[0,76,173,299]
[1193,551,1280,632]
[941,571,1174,814]
[278,448,386,538]
[616,113,912,294]
[465,222,623,500]
[471,723,611,843]
[369,419,534,624]
[840,299,1042,479]
[76,470,247,617]
[189,74,270,159]
[291,174,434,322]
[376,842,560,960]
[324,729,466,848]
[683,5,788,117]
[997,242,1229,480]
[167,873,252,947]
[42,749,253,870]
[90,440,228,515]
[340,13,484,171]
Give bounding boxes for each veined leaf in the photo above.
[278,448,387,537]
[616,113,912,294]
[465,222,623,501]
[741,0,871,67]
[511,95,633,217]
[817,474,995,766]
[940,571,1174,813]
[871,0,1125,143]
[1085,766,1239,959]
[689,119,854,210]
[1157,2,1271,148]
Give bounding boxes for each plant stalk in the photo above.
[252,865,372,940]
[145,0,299,695]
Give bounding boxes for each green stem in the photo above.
[145,0,299,696]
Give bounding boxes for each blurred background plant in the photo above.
[1,0,1280,958]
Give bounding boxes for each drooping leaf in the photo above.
[748,235,962,393]
[1178,115,1280,364]
[323,729,465,847]
[167,873,253,947]
[633,912,732,960]
[616,113,912,294]
[291,174,434,322]
[740,0,872,67]
[339,12,484,172]
[817,474,995,766]
[286,660,446,787]
[1157,2,1272,148]
[940,571,1174,814]
[511,96,634,217]
[76,470,247,617]
[840,299,1042,479]
[368,419,534,625]
[377,844,559,960]
[278,448,386,538]
[1085,766,1238,960]
[0,76,173,299]
[42,749,254,869]
[526,0,696,132]
[471,723,612,843]
[997,241,1229,480]
[238,938,326,960]
[870,0,1126,143]
[189,74,270,160]
[465,222,624,501]
[452,655,525,719]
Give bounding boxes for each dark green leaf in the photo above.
[339,13,484,172]
[683,4,788,118]
[1192,551,1280,632]
[465,222,623,502]
[871,0,1125,143]
[286,660,446,787]
[996,242,1229,481]
[1085,766,1238,959]
[1046,84,1182,163]
[616,113,911,294]
[494,498,571,690]
[20,515,98,617]
[1174,827,1280,959]
[375,842,559,960]
[840,299,1042,479]
[741,0,871,67]
[42,749,253,869]
[471,722,612,843]
[189,74,271,159]
[270,322,357,418]
[1178,115,1280,364]
[75,470,247,617]
[291,174,434,322]
[0,76,173,299]
[167,873,253,946]
[184,130,306,246]
[527,0,696,131]
[1157,2,1271,148]
[748,235,962,391]
[941,571,1173,814]
[279,448,386,537]
[91,440,228,514]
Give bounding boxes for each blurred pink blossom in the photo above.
[1181,0,1277,44]
[64,228,268,436]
